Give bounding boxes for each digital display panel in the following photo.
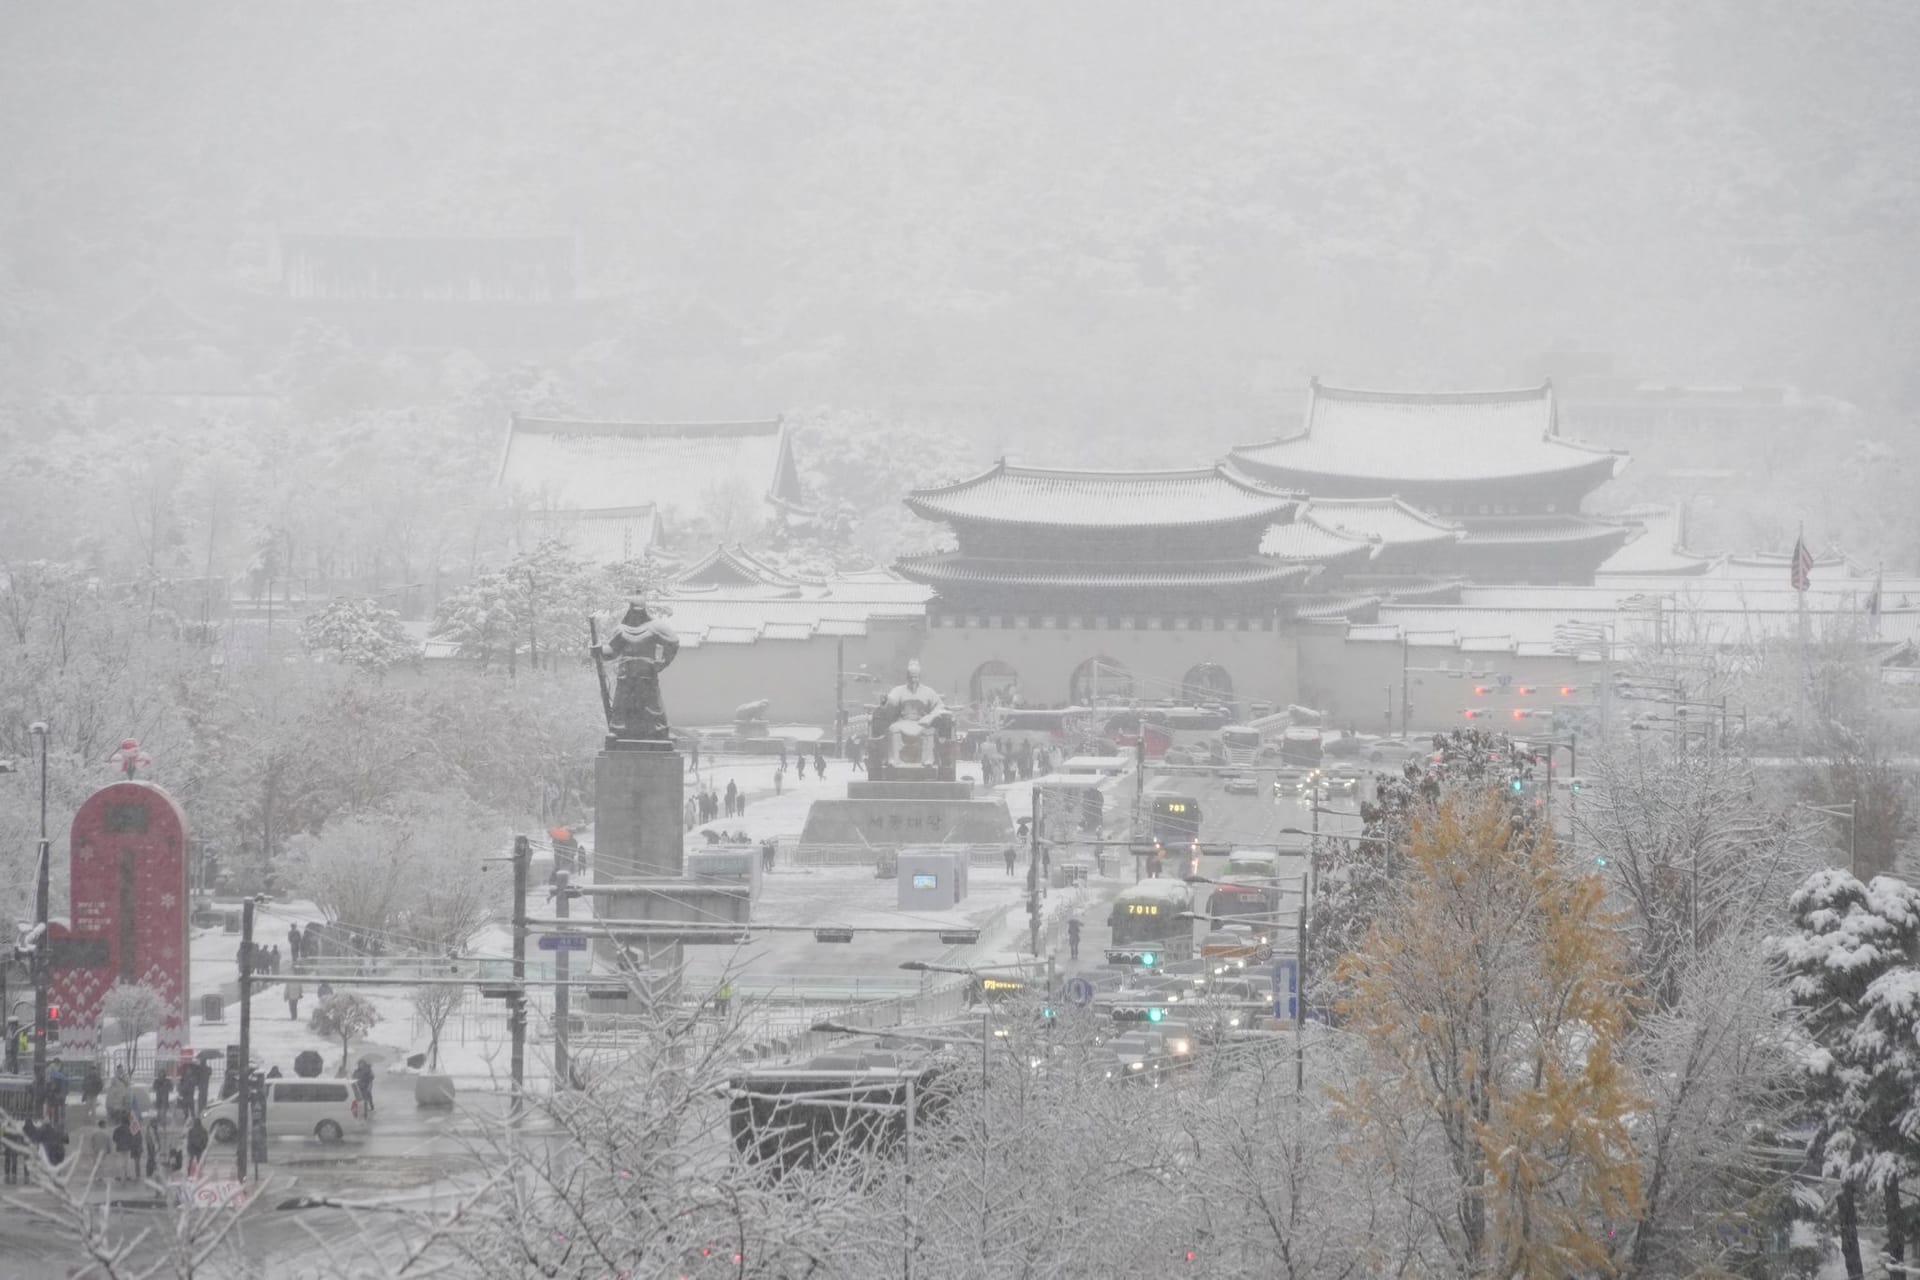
[1126,903,1160,916]
[1162,803,1187,814]
[911,873,938,890]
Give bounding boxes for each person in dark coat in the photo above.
[813,747,827,777]
[303,920,322,961]
[288,923,304,963]
[153,1066,173,1119]
[80,1063,103,1119]
[353,1059,376,1116]
[1067,916,1083,960]
[112,1116,139,1180]
[724,780,738,817]
[1003,846,1018,876]
[185,1116,208,1177]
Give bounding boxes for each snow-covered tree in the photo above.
[1768,868,1920,1279]
[1578,735,1823,1008]
[309,992,381,1076]
[1335,791,1642,1274]
[100,980,169,1073]
[302,596,420,672]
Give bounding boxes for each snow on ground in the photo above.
[163,752,1103,1086]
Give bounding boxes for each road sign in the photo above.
[1272,958,1298,1021]
[1065,976,1095,1007]
[538,934,589,952]
[1253,943,1274,964]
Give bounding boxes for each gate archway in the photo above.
[1181,661,1234,704]
[1069,656,1133,706]
[971,659,1021,706]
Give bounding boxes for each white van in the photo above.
[204,1078,368,1145]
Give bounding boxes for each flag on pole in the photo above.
[1866,567,1883,617]
[1790,535,1814,593]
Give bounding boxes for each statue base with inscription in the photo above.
[798,778,1016,852]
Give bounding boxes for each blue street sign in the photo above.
[1272,958,1298,1021]
[1065,976,1095,1008]
[537,934,589,952]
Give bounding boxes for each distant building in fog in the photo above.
[496,415,807,558]
[1229,380,1630,584]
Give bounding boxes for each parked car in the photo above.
[1223,775,1260,795]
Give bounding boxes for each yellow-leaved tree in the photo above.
[1334,791,1642,1276]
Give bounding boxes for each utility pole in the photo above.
[509,835,530,1116]
[835,636,845,759]
[1027,787,1041,956]
[236,897,255,1181]
[1294,878,1307,1095]
[29,720,49,1119]
[552,869,572,1090]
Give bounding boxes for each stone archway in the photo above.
[1182,661,1234,705]
[1069,656,1134,706]
[971,659,1021,706]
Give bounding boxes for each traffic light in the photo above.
[1559,685,1575,697]
[1106,947,1160,968]
[1473,685,1488,696]
[1595,854,1609,868]
[1570,778,1584,794]
[1463,709,1481,719]
[1040,1005,1057,1020]
[1516,686,1534,696]
[1113,1004,1169,1023]
[1510,778,1524,794]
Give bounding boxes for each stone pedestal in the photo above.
[799,779,1016,848]
[593,742,684,880]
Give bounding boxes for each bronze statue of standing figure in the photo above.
[591,601,679,743]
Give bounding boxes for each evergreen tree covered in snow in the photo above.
[1768,869,1920,1278]
[302,595,420,672]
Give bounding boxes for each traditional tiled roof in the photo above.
[1455,514,1630,547]
[525,505,661,563]
[894,554,1313,591]
[1299,497,1463,547]
[905,461,1300,530]
[675,544,803,588]
[1595,507,1723,577]
[1258,519,1379,566]
[650,581,933,647]
[497,416,806,515]
[1231,380,1627,487]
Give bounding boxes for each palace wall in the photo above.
[917,621,1298,712]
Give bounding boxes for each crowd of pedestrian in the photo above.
[978,737,1051,787]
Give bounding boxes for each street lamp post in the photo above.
[29,720,50,1119]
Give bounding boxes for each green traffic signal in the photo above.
[1147,1007,1165,1023]
[1041,1006,1057,1020]
[1140,952,1157,968]
[1510,778,1524,793]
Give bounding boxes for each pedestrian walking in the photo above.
[45,1061,68,1124]
[691,740,701,774]
[153,1066,173,1119]
[736,791,747,815]
[194,1058,211,1114]
[774,763,784,795]
[795,753,806,781]
[304,920,322,961]
[185,1116,208,1178]
[1067,916,1083,961]
[288,923,304,964]
[813,748,826,777]
[1003,845,1017,876]
[285,979,304,1021]
[112,1115,139,1180]
[725,779,738,817]
[353,1058,376,1116]
[778,742,788,771]
[105,1065,132,1128]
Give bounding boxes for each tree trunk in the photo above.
[1887,1177,1906,1273]
[1839,1183,1864,1280]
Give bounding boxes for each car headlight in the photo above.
[1172,1039,1190,1055]
[1229,1016,1241,1027]
[1129,1061,1145,1071]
